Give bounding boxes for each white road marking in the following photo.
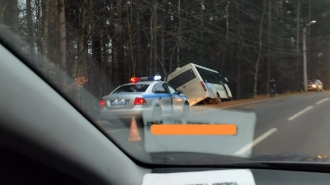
[316,98,329,105]
[287,106,314,121]
[234,128,277,155]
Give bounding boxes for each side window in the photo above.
[196,66,223,85]
[167,84,177,94]
[153,83,166,93]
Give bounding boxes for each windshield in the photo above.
[195,66,225,84]
[1,0,330,166]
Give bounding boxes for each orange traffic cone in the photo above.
[128,117,141,142]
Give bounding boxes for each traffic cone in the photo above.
[128,116,141,142]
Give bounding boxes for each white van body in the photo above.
[166,63,233,106]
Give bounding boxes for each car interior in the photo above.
[2,26,330,185]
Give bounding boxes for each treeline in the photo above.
[1,0,330,106]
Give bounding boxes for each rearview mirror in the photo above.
[177,90,183,94]
[224,77,229,83]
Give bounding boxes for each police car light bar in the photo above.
[130,75,161,83]
[130,77,141,83]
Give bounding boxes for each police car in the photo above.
[99,75,190,123]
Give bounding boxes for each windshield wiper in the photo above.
[148,152,330,173]
[150,151,253,165]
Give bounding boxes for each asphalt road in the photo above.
[231,91,330,155]
[97,91,330,161]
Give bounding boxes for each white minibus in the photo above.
[166,63,233,106]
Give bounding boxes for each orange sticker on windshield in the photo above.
[150,124,236,135]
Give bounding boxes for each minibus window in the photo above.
[168,69,196,88]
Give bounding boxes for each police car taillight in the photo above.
[130,77,141,83]
[100,99,105,107]
[134,97,146,105]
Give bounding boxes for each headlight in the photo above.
[312,85,316,88]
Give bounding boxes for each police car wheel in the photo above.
[152,106,162,123]
[182,102,189,117]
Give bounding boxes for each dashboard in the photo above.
[150,167,330,185]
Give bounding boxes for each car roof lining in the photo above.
[0,41,151,185]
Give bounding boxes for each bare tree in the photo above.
[267,0,272,95]
[135,0,142,76]
[126,0,135,76]
[307,3,312,77]
[176,0,181,68]
[160,0,166,77]
[253,1,266,97]
[3,0,19,33]
[41,0,49,63]
[149,0,157,75]
[0,1,9,23]
[279,0,283,22]
[77,0,90,78]
[221,0,230,74]
[296,0,300,51]
[58,0,67,85]
[26,0,33,58]
[236,3,241,99]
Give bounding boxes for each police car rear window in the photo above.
[113,84,149,93]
